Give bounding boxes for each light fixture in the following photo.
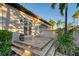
[22,50,32,56]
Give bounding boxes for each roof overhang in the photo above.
[5,3,51,26]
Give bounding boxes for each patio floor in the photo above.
[12,30,56,56]
[15,30,54,50]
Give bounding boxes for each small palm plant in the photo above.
[0,30,12,56]
[55,28,77,55]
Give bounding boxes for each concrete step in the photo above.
[40,40,54,56]
[45,40,56,56]
[11,46,23,56]
[13,38,53,51]
[45,44,56,56]
[12,39,54,56]
[12,45,33,56]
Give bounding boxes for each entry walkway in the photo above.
[12,30,56,56]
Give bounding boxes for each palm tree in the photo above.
[72,10,79,26]
[48,19,56,30]
[52,3,79,33]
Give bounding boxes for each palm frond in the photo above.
[51,3,57,9]
[59,3,66,16]
[72,10,79,19]
[77,3,79,8]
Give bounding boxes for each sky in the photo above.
[20,3,79,24]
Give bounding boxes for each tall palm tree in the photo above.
[52,3,79,33]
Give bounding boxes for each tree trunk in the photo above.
[64,5,68,34]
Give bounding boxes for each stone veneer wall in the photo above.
[0,4,51,36]
[0,4,24,33]
[19,10,42,36]
[0,4,42,35]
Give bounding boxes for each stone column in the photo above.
[38,25,40,33]
[31,23,35,36]
[5,5,10,30]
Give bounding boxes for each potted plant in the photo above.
[19,34,24,41]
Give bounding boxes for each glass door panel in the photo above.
[24,18,32,35]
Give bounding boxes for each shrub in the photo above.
[55,28,64,35]
[68,26,77,34]
[55,29,76,55]
[0,30,12,56]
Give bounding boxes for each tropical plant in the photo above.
[54,24,78,55]
[56,28,63,35]
[49,19,56,30]
[72,10,79,19]
[51,3,79,33]
[68,26,77,34]
[0,30,12,56]
[55,32,76,55]
[72,10,79,25]
[56,20,64,28]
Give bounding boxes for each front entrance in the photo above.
[24,18,32,36]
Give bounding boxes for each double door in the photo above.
[24,19,32,36]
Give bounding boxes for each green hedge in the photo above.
[0,30,12,56]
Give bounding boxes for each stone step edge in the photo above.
[41,40,55,56]
[11,46,23,56]
[12,39,54,56]
[13,38,53,51]
[45,40,57,56]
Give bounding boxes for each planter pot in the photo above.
[19,34,24,41]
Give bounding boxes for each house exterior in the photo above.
[0,3,51,37]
